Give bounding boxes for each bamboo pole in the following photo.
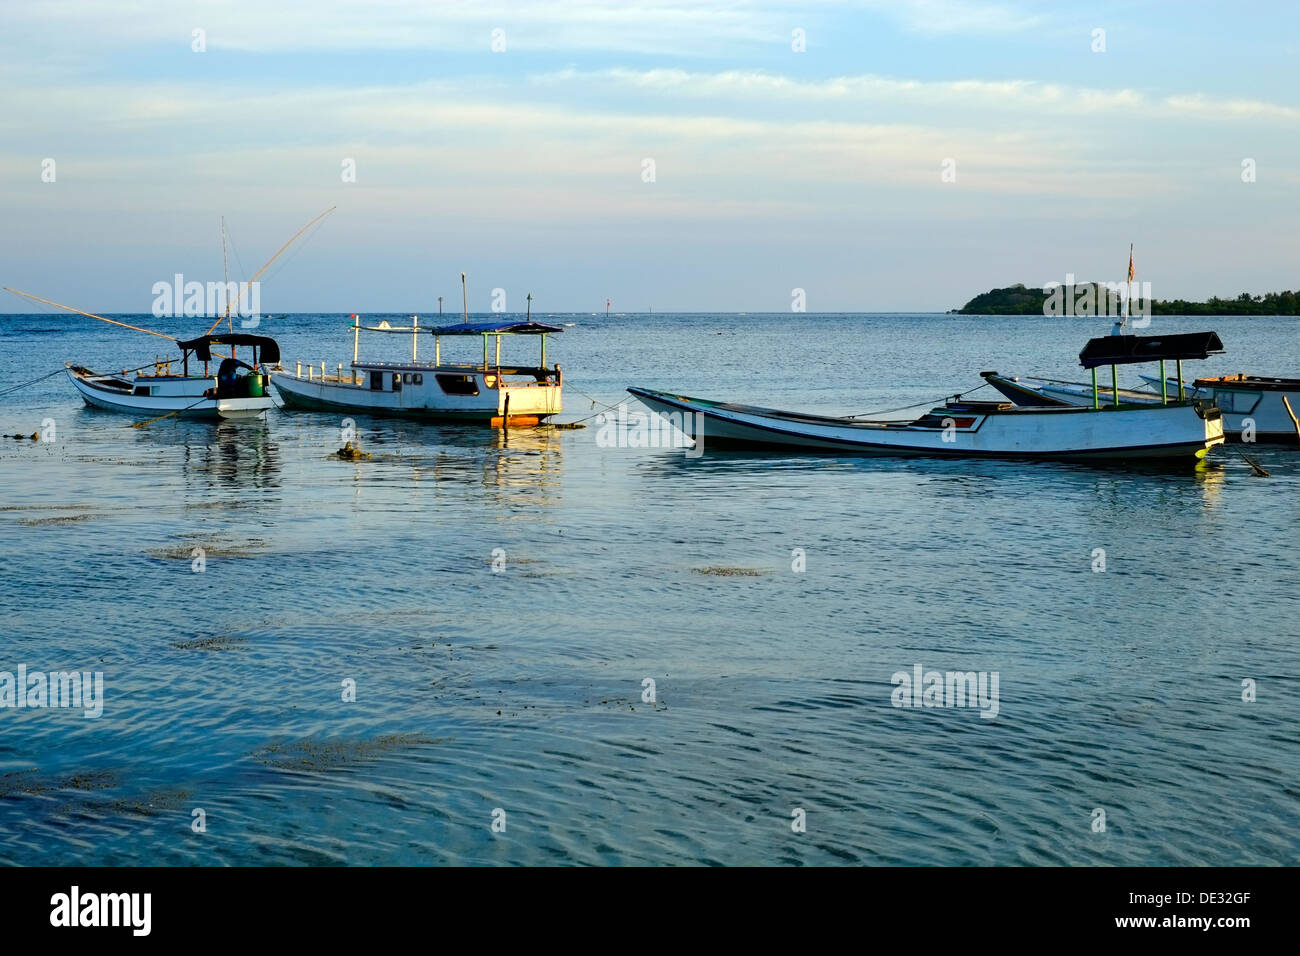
[1283,396,1300,445]
[3,288,177,341]
[203,205,336,334]
[1239,452,1270,477]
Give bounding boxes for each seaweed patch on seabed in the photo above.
[0,504,93,512]
[253,733,448,772]
[19,513,95,527]
[171,635,248,651]
[585,695,667,712]
[146,537,269,559]
[64,790,190,819]
[2,770,191,819]
[184,498,257,511]
[0,768,118,797]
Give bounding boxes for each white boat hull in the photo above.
[271,362,562,422]
[66,366,272,420]
[627,387,1224,461]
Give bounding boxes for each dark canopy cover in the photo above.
[428,320,564,336]
[177,334,281,363]
[1078,331,1224,369]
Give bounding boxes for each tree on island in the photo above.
[955,285,1300,315]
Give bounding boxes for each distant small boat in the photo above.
[67,333,279,421]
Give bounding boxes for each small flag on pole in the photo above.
[1127,245,1135,282]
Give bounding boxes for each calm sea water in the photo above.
[1,311,1297,866]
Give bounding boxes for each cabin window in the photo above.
[412,374,423,385]
[369,370,383,390]
[132,385,152,396]
[436,374,479,396]
[392,373,402,391]
[1217,391,1259,413]
[403,373,412,384]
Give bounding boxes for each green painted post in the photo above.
[1092,367,1099,410]
[1178,360,1185,400]
[1112,365,1120,407]
[1160,359,1167,405]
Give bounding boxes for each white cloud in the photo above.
[531,67,1296,124]
[1,1,793,56]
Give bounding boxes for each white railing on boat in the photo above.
[297,361,363,385]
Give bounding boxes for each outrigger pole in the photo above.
[203,205,337,335]
[2,288,177,341]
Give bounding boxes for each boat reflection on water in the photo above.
[481,424,564,494]
[177,418,282,494]
[295,413,566,508]
[631,430,1234,509]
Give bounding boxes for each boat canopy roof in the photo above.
[428,320,563,336]
[177,333,281,363]
[1078,331,1223,369]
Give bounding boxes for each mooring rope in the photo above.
[560,381,632,426]
[847,382,991,419]
[128,395,212,429]
[0,368,64,397]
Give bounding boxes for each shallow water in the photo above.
[1,311,1297,865]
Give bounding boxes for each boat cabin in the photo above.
[1077,331,1224,408]
[151,333,281,399]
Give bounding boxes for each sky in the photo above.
[1,0,1298,314]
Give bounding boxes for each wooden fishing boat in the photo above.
[66,334,280,421]
[1134,373,1300,441]
[628,333,1227,461]
[983,330,1299,441]
[627,389,1222,460]
[270,315,563,425]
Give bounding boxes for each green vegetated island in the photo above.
[956,284,1300,315]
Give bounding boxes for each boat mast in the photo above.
[221,217,233,335]
[203,205,336,335]
[1111,243,1133,337]
[461,271,469,324]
